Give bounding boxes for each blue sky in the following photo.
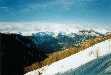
[0,0,111,25]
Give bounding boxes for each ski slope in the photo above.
[25,39,111,75]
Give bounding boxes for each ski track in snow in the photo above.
[25,39,111,75]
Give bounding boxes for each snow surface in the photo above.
[56,52,111,75]
[25,39,111,75]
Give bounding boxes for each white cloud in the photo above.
[0,22,110,35]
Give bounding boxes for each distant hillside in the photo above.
[31,31,96,53]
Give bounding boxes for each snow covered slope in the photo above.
[25,39,111,75]
[57,53,111,75]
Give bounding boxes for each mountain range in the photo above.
[0,29,111,75]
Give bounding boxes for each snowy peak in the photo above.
[78,29,104,36]
[31,29,104,38]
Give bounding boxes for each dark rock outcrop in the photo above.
[0,33,47,75]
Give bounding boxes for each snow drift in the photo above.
[25,39,111,75]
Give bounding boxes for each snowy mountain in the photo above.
[25,39,111,75]
[78,29,104,36]
[31,31,96,53]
